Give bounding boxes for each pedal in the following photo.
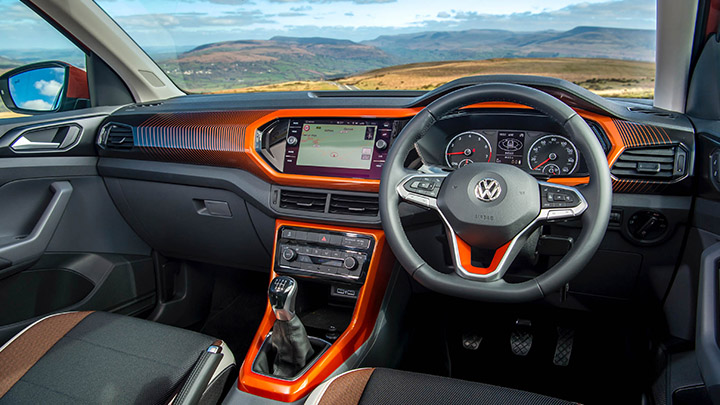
[510,319,533,356]
[553,327,574,366]
[461,333,482,351]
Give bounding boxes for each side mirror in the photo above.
[0,61,89,115]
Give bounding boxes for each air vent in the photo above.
[329,194,379,216]
[627,106,674,118]
[136,101,163,108]
[103,124,134,150]
[279,190,327,212]
[585,120,611,154]
[611,145,687,181]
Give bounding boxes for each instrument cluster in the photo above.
[443,129,583,177]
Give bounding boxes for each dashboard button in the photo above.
[375,139,388,150]
[287,136,298,146]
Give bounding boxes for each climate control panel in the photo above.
[275,226,375,284]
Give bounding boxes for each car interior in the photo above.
[1,0,720,404]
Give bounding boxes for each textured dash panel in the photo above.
[610,119,674,194]
[135,110,272,168]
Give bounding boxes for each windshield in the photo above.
[96,0,656,98]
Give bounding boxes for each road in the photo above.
[327,81,360,91]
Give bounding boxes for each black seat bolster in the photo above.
[307,368,576,405]
[0,311,231,405]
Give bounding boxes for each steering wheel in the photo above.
[379,83,612,302]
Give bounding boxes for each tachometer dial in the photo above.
[445,131,492,168]
[527,135,578,176]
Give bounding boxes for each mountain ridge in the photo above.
[160,26,655,91]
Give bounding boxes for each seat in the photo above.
[306,368,575,405]
[0,311,235,404]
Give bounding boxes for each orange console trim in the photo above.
[237,219,395,402]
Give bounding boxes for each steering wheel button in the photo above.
[406,194,431,207]
[547,209,573,219]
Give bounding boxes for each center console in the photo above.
[276,226,375,285]
[258,118,407,179]
[237,220,394,402]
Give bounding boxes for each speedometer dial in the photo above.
[527,135,578,176]
[445,131,492,168]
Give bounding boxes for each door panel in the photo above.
[0,108,155,345]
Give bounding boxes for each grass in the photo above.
[211,80,339,93]
[336,57,655,98]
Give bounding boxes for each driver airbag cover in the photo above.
[437,163,540,249]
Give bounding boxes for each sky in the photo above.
[0,0,656,52]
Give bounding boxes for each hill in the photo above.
[0,55,21,70]
[217,58,655,99]
[162,37,398,91]
[160,26,655,92]
[363,26,655,63]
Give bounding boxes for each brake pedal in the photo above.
[510,319,533,356]
[461,333,482,351]
[553,327,574,366]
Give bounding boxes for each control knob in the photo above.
[287,136,298,146]
[282,248,297,261]
[343,256,358,270]
[375,139,388,150]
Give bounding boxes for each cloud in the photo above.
[115,10,273,29]
[277,12,307,17]
[431,0,655,31]
[19,99,53,110]
[267,0,395,3]
[33,79,63,97]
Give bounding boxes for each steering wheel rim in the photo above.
[379,83,612,303]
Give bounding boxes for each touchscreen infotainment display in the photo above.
[280,118,396,179]
[296,123,376,170]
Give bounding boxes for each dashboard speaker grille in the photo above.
[329,194,379,216]
[279,190,327,212]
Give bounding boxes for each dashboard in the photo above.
[257,111,596,181]
[96,76,695,200]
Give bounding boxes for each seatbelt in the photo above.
[173,340,225,405]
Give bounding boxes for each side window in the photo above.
[0,0,89,121]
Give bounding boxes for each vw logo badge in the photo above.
[475,178,502,202]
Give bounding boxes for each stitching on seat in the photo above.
[11,379,88,403]
[60,336,185,369]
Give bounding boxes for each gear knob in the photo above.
[268,276,298,321]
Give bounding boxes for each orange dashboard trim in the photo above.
[242,108,422,192]
[237,219,395,402]
[133,104,662,193]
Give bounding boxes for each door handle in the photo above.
[11,135,60,151]
[9,125,81,152]
[0,181,73,277]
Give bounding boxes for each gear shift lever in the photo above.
[267,276,315,378]
[269,276,298,321]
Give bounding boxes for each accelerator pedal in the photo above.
[553,327,575,367]
[510,319,533,356]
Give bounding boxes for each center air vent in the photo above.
[611,145,687,181]
[279,190,327,212]
[102,123,134,150]
[329,194,379,216]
